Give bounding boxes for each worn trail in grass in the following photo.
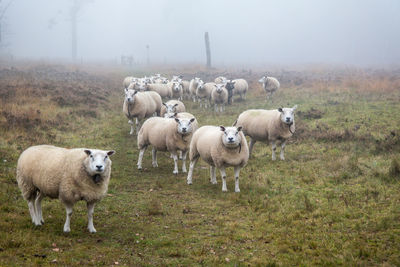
[1,65,400,266]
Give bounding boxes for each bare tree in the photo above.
[0,0,13,47]
[204,32,211,68]
[69,0,92,62]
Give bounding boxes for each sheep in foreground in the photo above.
[137,116,197,174]
[160,100,186,118]
[211,83,228,112]
[214,76,227,84]
[123,89,162,135]
[187,125,249,192]
[235,105,297,160]
[16,145,115,233]
[258,76,280,99]
[196,81,214,108]
[230,78,248,100]
[189,77,202,102]
[146,83,173,99]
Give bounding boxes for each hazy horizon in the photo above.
[1,0,399,66]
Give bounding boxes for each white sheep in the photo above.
[181,80,191,100]
[211,83,228,112]
[187,125,249,192]
[196,81,214,108]
[123,76,137,89]
[230,78,248,100]
[214,76,227,84]
[258,76,280,99]
[137,116,197,174]
[160,100,186,118]
[146,83,173,99]
[235,105,297,160]
[169,81,183,100]
[123,89,162,135]
[16,145,115,233]
[189,77,202,102]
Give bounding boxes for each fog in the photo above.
[2,0,400,66]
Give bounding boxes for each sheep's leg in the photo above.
[179,150,183,160]
[171,152,179,174]
[210,166,217,184]
[220,104,223,113]
[28,200,40,225]
[181,150,188,173]
[87,202,96,233]
[271,141,277,161]
[199,99,202,108]
[152,148,158,167]
[135,119,141,133]
[187,157,199,184]
[219,167,228,192]
[249,138,256,156]
[137,147,147,170]
[214,104,218,112]
[63,203,73,233]
[35,191,44,224]
[280,141,286,160]
[128,120,134,135]
[234,166,241,193]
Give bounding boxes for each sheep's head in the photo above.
[225,80,235,91]
[161,78,169,84]
[172,82,181,92]
[125,88,138,103]
[258,76,267,83]
[194,77,201,82]
[196,80,205,90]
[278,105,298,125]
[220,126,242,148]
[175,117,195,135]
[163,102,179,114]
[83,149,115,177]
[214,83,225,94]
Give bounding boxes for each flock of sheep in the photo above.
[15,72,296,233]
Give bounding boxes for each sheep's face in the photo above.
[258,76,267,83]
[163,103,178,114]
[161,78,169,84]
[278,105,298,124]
[84,149,115,175]
[125,89,138,103]
[220,126,242,148]
[172,82,181,92]
[225,81,235,91]
[175,118,195,135]
[196,81,205,90]
[194,77,200,83]
[214,83,225,94]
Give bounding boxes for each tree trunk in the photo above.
[204,32,211,68]
[71,0,78,62]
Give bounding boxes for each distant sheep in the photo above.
[211,83,228,112]
[189,77,202,102]
[169,81,183,100]
[231,79,248,100]
[235,105,297,160]
[258,76,280,99]
[187,125,249,192]
[123,76,137,89]
[146,83,173,99]
[16,145,115,233]
[137,116,197,174]
[123,89,162,135]
[214,76,227,84]
[196,81,214,108]
[160,100,186,118]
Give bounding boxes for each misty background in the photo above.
[1,0,400,66]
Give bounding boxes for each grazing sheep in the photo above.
[196,81,214,108]
[16,145,115,233]
[231,78,248,100]
[123,89,162,135]
[160,100,186,118]
[123,76,137,89]
[170,81,183,100]
[189,77,202,102]
[235,105,297,160]
[137,117,197,174]
[214,76,227,84]
[258,76,280,99]
[211,83,228,112]
[146,83,173,99]
[187,125,249,192]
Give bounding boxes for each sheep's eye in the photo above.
[105,155,108,159]
[90,155,93,158]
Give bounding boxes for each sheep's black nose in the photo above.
[96,165,103,170]
[228,137,234,141]
[182,128,187,132]
[286,118,290,122]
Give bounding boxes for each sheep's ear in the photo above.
[173,103,179,107]
[237,126,243,132]
[173,112,178,117]
[133,90,139,95]
[174,118,180,123]
[219,126,226,132]
[232,81,236,85]
[162,102,167,107]
[107,150,115,156]
[278,108,283,112]
[190,118,195,123]
[125,88,128,92]
[84,149,91,156]
[292,104,298,110]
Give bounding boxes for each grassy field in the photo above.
[1,63,400,266]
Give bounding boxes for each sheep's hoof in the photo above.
[88,228,97,233]
[280,157,285,160]
[63,228,70,233]
[182,169,187,173]
[137,166,142,170]
[173,170,178,175]
[235,189,241,193]
[40,219,45,224]
[211,180,217,185]
[152,162,158,167]
[222,188,228,192]
[187,180,192,185]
